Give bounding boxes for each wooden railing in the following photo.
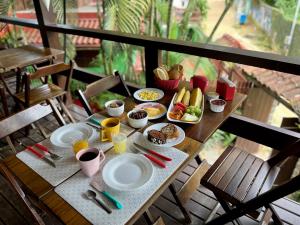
[1,0,300,149]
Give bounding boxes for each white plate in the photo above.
[102,153,153,191]
[135,102,167,120]
[50,123,95,148]
[167,93,204,124]
[143,123,185,147]
[133,88,164,102]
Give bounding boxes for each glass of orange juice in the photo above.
[73,139,89,154]
[112,133,127,154]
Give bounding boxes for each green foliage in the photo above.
[291,191,300,202]
[263,0,277,7]
[212,130,236,147]
[275,0,300,20]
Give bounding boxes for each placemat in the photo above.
[16,115,135,187]
[54,132,188,225]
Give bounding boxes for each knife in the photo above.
[26,146,56,168]
[133,143,172,161]
[134,146,166,168]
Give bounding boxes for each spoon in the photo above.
[86,190,112,214]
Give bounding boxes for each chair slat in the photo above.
[217,150,248,190]
[84,75,121,99]
[243,162,280,202]
[209,147,241,186]
[29,62,71,80]
[201,146,234,184]
[0,104,52,139]
[224,154,256,196]
[242,162,271,202]
[233,158,264,201]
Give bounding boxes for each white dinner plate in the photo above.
[143,123,185,147]
[50,123,95,148]
[135,102,167,120]
[133,88,164,102]
[102,153,153,191]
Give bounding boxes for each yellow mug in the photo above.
[100,118,120,142]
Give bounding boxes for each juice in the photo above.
[112,133,127,154]
[73,139,89,154]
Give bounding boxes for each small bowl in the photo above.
[127,109,148,128]
[206,91,219,102]
[105,100,124,117]
[210,99,226,113]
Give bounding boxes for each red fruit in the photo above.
[174,102,186,111]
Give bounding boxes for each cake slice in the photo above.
[148,130,166,145]
[161,124,179,139]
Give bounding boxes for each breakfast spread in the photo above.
[147,124,178,145]
[134,88,164,102]
[109,101,123,108]
[148,130,167,145]
[138,90,160,101]
[135,103,167,119]
[129,110,147,119]
[168,87,203,123]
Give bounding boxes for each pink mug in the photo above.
[76,148,105,177]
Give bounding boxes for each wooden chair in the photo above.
[0,104,53,153]
[77,71,131,116]
[13,61,75,126]
[0,83,9,118]
[0,162,45,225]
[200,139,300,225]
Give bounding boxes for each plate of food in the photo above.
[135,102,167,120]
[143,123,185,147]
[134,88,164,102]
[167,87,204,124]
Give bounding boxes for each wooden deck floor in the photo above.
[1,104,300,225]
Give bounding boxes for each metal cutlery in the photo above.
[85,190,112,214]
[16,140,56,168]
[133,143,172,161]
[133,146,166,168]
[34,143,62,160]
[90,181,123,209]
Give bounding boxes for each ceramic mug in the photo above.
[100,118,120,142]
[76,147,105,177]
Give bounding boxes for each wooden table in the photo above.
[0,45,64,93]
[0,45,63,73]
[3,92,246,225]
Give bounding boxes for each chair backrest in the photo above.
[267,139,300,167]
[0,162,45,225]
[0,104,52,139]
[77,71,131,116]
[23,60,74,106]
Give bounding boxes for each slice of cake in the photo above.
[161,124,179,139]
[148,130,166,145]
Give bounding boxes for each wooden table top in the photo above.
[3,92,246,225]
[0,45,64,72]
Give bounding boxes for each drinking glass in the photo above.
[112,133,127,154]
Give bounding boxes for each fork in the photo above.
[16,139,62,160]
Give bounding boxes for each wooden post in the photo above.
[144,47,161,87]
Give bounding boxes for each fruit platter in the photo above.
[167,87,204,124]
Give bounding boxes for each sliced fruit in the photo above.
[181,113,199,122]
[182,90,190,106]
[190,88,202,107]
[174,102,186,112]
[174,87,186,104]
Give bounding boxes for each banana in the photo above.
[182,90,190,106]
[190,88,202,107]
[174,87,186,104]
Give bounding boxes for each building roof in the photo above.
[1,11,101,48]
[239,64,300,115]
